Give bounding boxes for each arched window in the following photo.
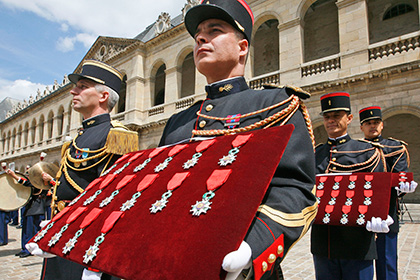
[117,75,127,113]
[154,64,166,106]
[180,52,196,98]
[57,106,64,136]
[48,111,54,139]
[31,119,37,144]
[11,128,16,150]
[23,122,29,146]
[17,125,22,148]
[38,115,45,142]
[303,0,339,62]
[384,4,414,20]
[253,19,279,76]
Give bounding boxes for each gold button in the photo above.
[205,104,214,112]
[332,167,336,170]
[332,158,336,161]
[277,245,283,255]
[268,254,276,264]
[199,120,206,128]
[262,261,268,272]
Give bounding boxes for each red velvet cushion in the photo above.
[314,172,413,226]
[32,125,294,280]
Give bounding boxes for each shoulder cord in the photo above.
[327,148,383,172]
[192,95,300,136]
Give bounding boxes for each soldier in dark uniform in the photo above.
[311,92,391,280]
[159,1,317,279]
[27,60,138,280]
[6,168,47,258]
[359,106,417,280]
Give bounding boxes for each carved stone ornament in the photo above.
[93,43,128,61]
[155,12,171,36]
[182,0,200,20]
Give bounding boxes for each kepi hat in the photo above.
[185,0,254,43]
[320,92,351,114]
[359,106,382,124]
[68,60,124,94]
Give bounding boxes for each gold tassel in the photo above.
[61,141,71,158]
[104,128,139,155]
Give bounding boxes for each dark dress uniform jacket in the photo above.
[311,135,384,260]
[18,178,47,216]
[56,114,118,200]
[43,113,120,280]
[159,77,317,280]
[368,136,409,233]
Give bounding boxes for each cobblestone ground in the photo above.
[1,208,419,280]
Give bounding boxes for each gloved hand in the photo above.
[396,181,418,194]
[25,243,56,258]
[82,268,103,280]
[222,241,252,280]
[366,215,394,233]
[40,220,50,228]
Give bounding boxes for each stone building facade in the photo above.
[1,0,419,201]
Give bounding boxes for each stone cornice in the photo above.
[336,0,364,9]
[278,18,301,32]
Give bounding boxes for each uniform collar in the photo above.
[82,113,110,129]
[205,76,249,99]
[365,135,383,142]
[327,134,351,146]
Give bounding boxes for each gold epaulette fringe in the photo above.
[105,128,139,155]
[61,141,71,158]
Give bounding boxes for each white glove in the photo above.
[25,243,56,258]
[396,181,418,194]
[40,220,50,228]
[82,268,103,280]
[366,215,394,233]
[222,241,252,280]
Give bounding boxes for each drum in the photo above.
[0,171,31,211]
[28,162,59,190]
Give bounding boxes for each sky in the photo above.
[0,0,188,102]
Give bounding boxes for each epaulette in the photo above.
[263,84,311,100]
[359,138,384,148]
[389,137,408,146]
[61,141,72,158]
[105,122,139,155]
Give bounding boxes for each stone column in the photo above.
[164,66,178,104]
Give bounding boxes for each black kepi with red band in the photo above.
[68,60,124,94]
[320,92,351,114]
[359,106,382,124]
[184,0,254,43]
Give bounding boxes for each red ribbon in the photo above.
[365,174,374,182]
[358,205,368,214]
[85,178,103,192]
[232,134,253,147]
[316,190,324,197]
[66,207,87,224]
[115,153,131,164]
[137,174,159,192]
[346,190,354,198]
[52,207,71,222]
[149,147,166,158]
[99,174,118,189]
[364,190,373,197]
[206,169,232,191]
[325,205,334,213]
[331,190,340,198]
[80,208,103,228]
[101,211,124,234]
[128,152,144,163]
[342,205,351,214]
[318,176,327,183]
[349,175,357,181]
[196,139,216,153]
[334,176,343,183]
[167,172,190,191]
[116,175,137,190]
[168,144,188,157]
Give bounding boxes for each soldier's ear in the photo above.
[99,91,109,104]
[347,113,353,124]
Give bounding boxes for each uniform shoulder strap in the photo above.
[263,84,311,100]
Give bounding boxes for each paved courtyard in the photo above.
[1,204,419,279]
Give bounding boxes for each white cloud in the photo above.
[0,79,48,102]
[0,0,187,38]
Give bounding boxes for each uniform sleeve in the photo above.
[244,109,317,279]
[18,177,34,188]
[386,142,409,173]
